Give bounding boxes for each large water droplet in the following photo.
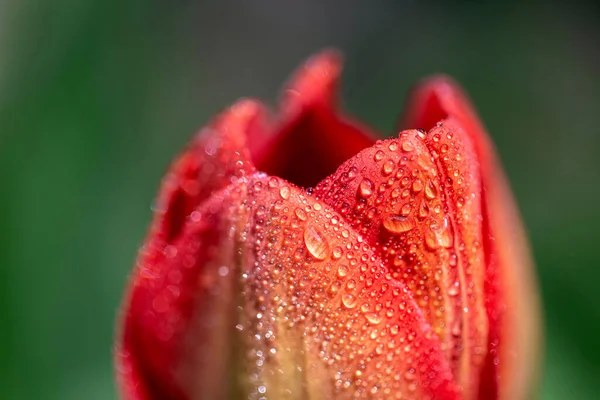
[425,180,437,199]
[279,185,290,199]
[304,224,329,260]
[295,208,307,221]
[365,312,383,325]
[359,179,374,197]
[337,264,349,277]
[332,246,343,259]
[438,216,454,248]
[382,160,395,175]
[383,215,415,233]
[425,216,454,250]
[402,141,414,152]
[412,179,423,193]
[342,293,357,308]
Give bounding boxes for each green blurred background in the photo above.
[1,1,599,399]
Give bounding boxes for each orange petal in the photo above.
[401,76,541,400]
[314,126,488,398]
[237,174,459,399]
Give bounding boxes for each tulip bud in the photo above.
[116,51,540,400]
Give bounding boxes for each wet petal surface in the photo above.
[315,123,488,397]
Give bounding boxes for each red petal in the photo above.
[117,100,266,400]
[117,185,246,400]
[314,126,488,398]
[250,51,377,188]
[151,99,265,244]
[401,77,541,400]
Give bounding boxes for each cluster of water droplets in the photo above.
[312,125,489,393]
[234,175,453,399]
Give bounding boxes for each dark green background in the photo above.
[1,1,599,398]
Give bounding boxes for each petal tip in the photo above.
[280,49,343,114]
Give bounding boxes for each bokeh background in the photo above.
[1,1,599,399]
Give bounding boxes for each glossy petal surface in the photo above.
[401,77,540,400]
[116,53,539,400]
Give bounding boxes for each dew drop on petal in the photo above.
[338,264,349,277]
[304,224,329,260]
[359,179,374,197]
[438,218,454,248]
[365,312,383,325]
[279,185,290,199]
[342,293,357,309]
[332,246,343,259]
[402,141,414,152]
[412,178,423,193]
[418,201,429,218]
[295,208,307,221]
[401,203,411,216]
[382,215,415,233]
[382,160,395,175]
[425,180,437,199]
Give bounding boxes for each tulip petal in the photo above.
[117,184,249,400]
[250,50,377,188]
[238,175,459,399]
[314,127,488,398]
[151,99,265,244]
[400,77,540,400]
[117,100,266,400]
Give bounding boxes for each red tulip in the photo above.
[115,51,540,400]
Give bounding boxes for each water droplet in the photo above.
[338,265,349,277]
[425,180,437,199]
[348,166,358,179]
[342,293,357,308]
[388,141,398,151]
[382,159,395,175]
[164,245,178,258]
[279,185,290,199]
[438,218,454,248]
[402,141,414,152]
[374,150,384,161]
[295,208,307,221]
[304,224,329,260]
[365,312,382,325]
[425,216,453,249]
[412,179,423,193]
[418,201,429,218]
[359,179,374,197]
[268,177,279,188]
[401,203,411,216]
[448,282,459,296]
[332,246,343,259]
[383,215,414,233]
